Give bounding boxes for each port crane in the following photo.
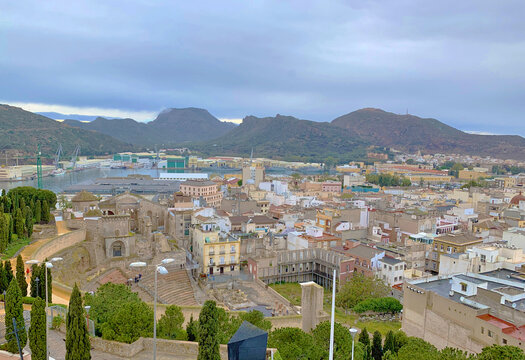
[70,145,80,170]
[54,144,63,169]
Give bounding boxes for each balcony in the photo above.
[219,250,225,255]
[208,251,215,256]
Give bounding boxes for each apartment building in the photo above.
[191,222,240,275]
[403,269,525,353]
[377,257,406,286]
[426,233,483,273]
[180,180,223,207]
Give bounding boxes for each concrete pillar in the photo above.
[301,281,324,333]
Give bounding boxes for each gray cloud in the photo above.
[1,0,524,135]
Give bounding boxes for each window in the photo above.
[503,339,507,345]
[230,256,235,263]
[488,330,493,338]
[220,257,225,265]
[112,242,122,257]
[231,245,236,253]
[460,282,467,292]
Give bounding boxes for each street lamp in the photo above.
[349,328,358,360]
[129,258,174,360]
[27,257,63,360]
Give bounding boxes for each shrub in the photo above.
[353,297,402,314]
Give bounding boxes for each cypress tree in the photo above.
[371,331,383,360]
[0,214,6,253]
[65,283,91,360]
[35,200,42,224]
[16,255,27,297]
[198,300,221,360]
[5,260,14,285]
[25,206,33,238]
[383,330,396,354]
[5,279,27,353]
[359,327,370,348]
[29,297,46,360]
[30,264,42,298]
[15,208,24,237]
[19,198,26,211]
[42,200,50,223]
[0,262,7,294]
[186,314,199,341]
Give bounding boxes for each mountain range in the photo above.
[63,108,235,145]
[0,104,133,158]
[1,104,524,161]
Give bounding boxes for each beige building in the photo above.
[427,233,483,273]
[191,222,240,275]
[403,270,525,353]
[242,165,265,186]
[180,180,222,207]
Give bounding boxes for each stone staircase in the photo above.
[138,269,197,306]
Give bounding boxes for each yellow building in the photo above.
[192,223,240,275]
[458,170,488,181]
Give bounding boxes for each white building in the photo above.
[439,244,525,276]
[377,257,406,286]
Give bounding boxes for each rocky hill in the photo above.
[331,108,525,160]
[64,107,235,146]
[195,114,369,162]
[0,104,133,156]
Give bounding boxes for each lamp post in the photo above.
[130,258,174,360]
[35,277,40,298]
[349,328,358,360]
[27,257,63,360]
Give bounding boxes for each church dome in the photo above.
[510,192,525,205]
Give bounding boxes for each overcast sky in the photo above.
[1,1,524,135]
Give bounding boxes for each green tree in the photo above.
[35,200,42,224]
[157,305,186,340]
[397,337,439,360]
[198,300,221,360]
[383,330,396,355]
[29,297,46,360]
[186,314,199,342]
[336,273,390,309]
[312,321,362,360]
[4,260,14,285]
[42,200,50,223]
[0,214,7,252]
[359,327,370,348]
[101,301,153,343]
[268,327,323,360]
[393,331,408,353]
[5,279,27,353]
[239,310,272,332]
[84,283,143,336]
[15,254,27,297]
[439,347,469,359]
[0,263,8,294]
[65,283,91,360]
[476,345,525,360]
[24,206,33,238]
[14,208,24,237]
[371,331,382,360]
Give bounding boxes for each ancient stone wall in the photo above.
[32,229,86,261]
